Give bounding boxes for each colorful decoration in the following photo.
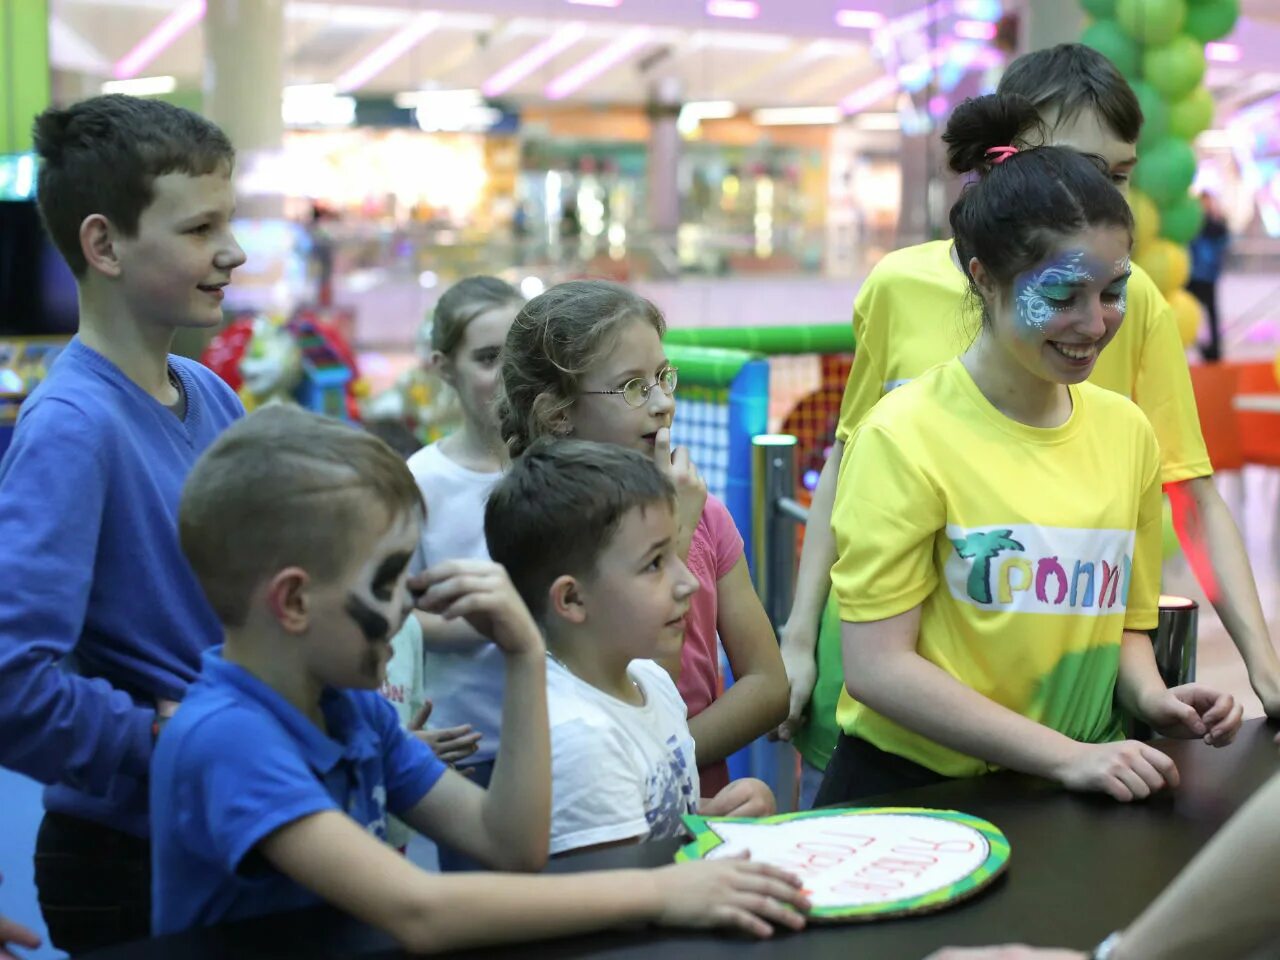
[1082,19,1142,75]
[201,311,364,420]
[1168,287,1206,348]
[1082,0,1237,352]
[1136,238,1191,293]
[1130,189,1162,250]
[1132,137,1197,207]
[1159,191,1207,244]
[1116,0,1186,47]
[676,807,1010,923]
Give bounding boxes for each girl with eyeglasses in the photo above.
[498,279,788,795]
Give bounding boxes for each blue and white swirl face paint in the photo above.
[1012,251,1096,336]
[1112,256,1131,317]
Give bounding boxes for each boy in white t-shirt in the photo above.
[485,439,776,856]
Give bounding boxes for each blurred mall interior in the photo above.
[2,1,1280,956]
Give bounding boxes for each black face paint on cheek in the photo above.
[345,594,389,643]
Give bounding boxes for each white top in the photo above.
[547,657,701,856]
[380,614,425,850]
[406,442,505,763]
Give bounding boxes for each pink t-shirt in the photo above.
[676,494,744,796]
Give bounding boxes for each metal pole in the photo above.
[1150,595,1199,687]
[751,435,798,630]
[1131,596,1200,739]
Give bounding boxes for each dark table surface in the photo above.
[86,719,1278,960]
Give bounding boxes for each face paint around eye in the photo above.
[345,594,390,643]
[1011,250,1103,336]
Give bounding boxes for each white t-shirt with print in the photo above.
[547,657,700,856]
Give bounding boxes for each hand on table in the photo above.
[1056,740,1180,802]
[700,778,776,818]
[408,700,482,766]
[653,854,809,939]
[1141,684,1242,746]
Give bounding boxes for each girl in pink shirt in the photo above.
[498,279,788,793]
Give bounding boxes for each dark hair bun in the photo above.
[943,94,1043,176]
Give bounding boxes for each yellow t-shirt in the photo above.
[832,360,1163,777]
[834,240,1211,484]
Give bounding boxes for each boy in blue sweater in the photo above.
[0,94,245,953]
[153,407,808,950]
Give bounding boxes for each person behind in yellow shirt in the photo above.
[777,44,1280,807]
[812,94,1243,806]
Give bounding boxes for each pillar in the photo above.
[647,77,682,239]
[1023,0,1085,54]
[204,0,285,219]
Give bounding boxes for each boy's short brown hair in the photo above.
[485,438,674,621]
[998,43,1143,145]
[32,94,235,277]
[180,407,423,628]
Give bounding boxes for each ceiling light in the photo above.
[101,75,177,96]
[544,28,651,100]
[112,0,204,80]
[753,106,841,125]
[334,12,441,93]
[482,23,588,97]
[834,10,885,29]
[706,0,760,20]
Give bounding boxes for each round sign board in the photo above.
[675,807,1010,922]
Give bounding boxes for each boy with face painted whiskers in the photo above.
[151,406,810,950]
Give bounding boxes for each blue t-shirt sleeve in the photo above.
[364,694,447,814]
[179,707,340,874]
[0,398,154,788]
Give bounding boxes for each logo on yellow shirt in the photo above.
[945,525,1134,616]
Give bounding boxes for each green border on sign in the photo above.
[675,806,1011,922]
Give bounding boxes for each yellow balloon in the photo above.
[1129,189,1161,252]
[1166,287,1203,348]
[1136,238,1191,296]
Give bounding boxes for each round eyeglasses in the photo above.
[582,366,679,408]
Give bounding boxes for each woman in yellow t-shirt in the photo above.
[815,94,1243,807]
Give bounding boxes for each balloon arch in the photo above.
[1080,0,1240,347]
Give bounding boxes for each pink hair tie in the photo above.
[985,145,1019,165]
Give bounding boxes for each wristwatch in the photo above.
[1090,931,1123,960]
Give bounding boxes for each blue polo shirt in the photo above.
[151,647,447,935]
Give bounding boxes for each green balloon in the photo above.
[1082,20,1142,78]
[1133,137,1198,207]
[1116,0,1187,46]
[1185,0,1239,42]
[1159,192,1206,244]
[1082,0,1118,16]
[1144,35,1206,100]
[1169,86,1215,139]
[1132,80,1170,148]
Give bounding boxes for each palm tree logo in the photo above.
[950,530,1026,604]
